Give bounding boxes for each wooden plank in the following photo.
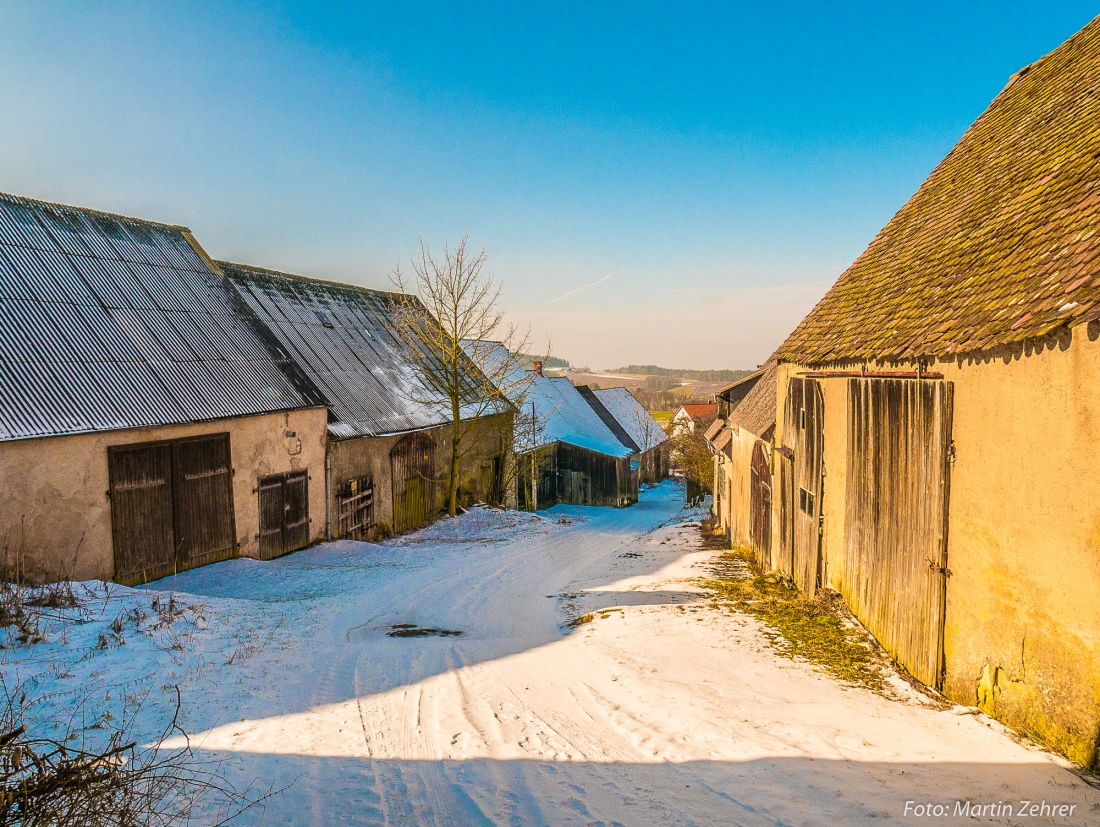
[283,470,310,552]
[257,474,285,559]
[108,441,175,584]
[172,433,235,566]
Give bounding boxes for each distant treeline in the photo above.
[518,354,570,369]
[611,365,756,382]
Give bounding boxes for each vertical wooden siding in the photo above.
[750,440,773,569]
[783,377,825,596]
[391,431,436,534]
[843,378,954,688]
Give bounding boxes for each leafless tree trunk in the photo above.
[390,235,534,517]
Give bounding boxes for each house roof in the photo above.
[0,192,314,442]
[728,360,778,439]
[702,416,726,443]
[221,261,476,438]
[777,17,1100,365]
[463,341,633,459]
[576,385,640,453]
[591,387,669,452]
[675,403,718,421]
[714,368,763,398]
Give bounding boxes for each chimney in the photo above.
[533,360,543,375]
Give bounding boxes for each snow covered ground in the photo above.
[4,480,1097,825]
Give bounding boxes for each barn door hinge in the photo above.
[928,559,952,577]
[948,441,957,464]
[818,515,825,536]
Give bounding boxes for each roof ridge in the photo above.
[0,190,189,232]
[217,259,405,299]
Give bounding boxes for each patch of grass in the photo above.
[569,613,594,627]
[698,546,884,692]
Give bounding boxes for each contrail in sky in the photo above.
[543,274,612,306]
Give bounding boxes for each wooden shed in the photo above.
[0,193,328,585]
[589,387,670,484]
[765,17,1100,768]
[222,263,514,540]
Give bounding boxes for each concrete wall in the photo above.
[326,412,514,539]
[0,408,329,582]
[775,324,1100,767]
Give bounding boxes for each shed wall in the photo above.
[0,408,328,582]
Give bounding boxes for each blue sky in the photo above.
[1,2,1095,368]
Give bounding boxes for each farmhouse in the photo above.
[464,343,637,510]
[0,193,328,585]
[220,262,514,539]
[670,402,717,436]
[586,387,669,484]
[764,18,1100,767]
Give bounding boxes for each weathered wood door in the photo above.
[783,377,824,596]
[257,470,310,559]
[750,441,773,569]
[843,378,953,689]
[172,434,235,567]
[108,442,176,584]
[108,433,236,585]
[391,432,436,534]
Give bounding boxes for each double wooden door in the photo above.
[258,470,310,559]
[108,433,236,585]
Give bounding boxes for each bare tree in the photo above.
[390,235,535,517]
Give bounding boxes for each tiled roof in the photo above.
[591,387,669,452]
[677,403,718,421]
[777,17,1100,365]
[0,192,314,442]
[728,360,777,439]
[222,261,470,438]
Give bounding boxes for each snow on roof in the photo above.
[592,387,668,452]
[0,192,314,442]
[462,340,633,459]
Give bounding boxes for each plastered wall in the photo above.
[0,408,328,582]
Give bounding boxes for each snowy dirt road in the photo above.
[10,481,1098,825]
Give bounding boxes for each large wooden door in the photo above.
[843,378,954,688]
[172,434,235,567]
[108,433,236,585]
[783,377,824,596]
[257,470,310,558]
[391,432,436,534]
[108,442,176,584]
[750,441,773,569]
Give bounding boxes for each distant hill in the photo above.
[518,354,570,369]
[610,365,755,383]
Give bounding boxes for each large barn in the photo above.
[221,262,515,539]
[587,387,669,484]
[762,18,1100,768]
[0,193,328,585]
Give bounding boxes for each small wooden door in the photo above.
[391,432,436,534]
[783,377,825,597]
[108,433,236,585]
[258,470,310,559]
[750,441,773,569]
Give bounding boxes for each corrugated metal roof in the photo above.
[220,261,465,438]
[591,387,668,452]
[0,192,316,442]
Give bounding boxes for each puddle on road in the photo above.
[386,624,462,638]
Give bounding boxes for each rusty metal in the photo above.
[750,441,773,569]
[782,377,825,597]
[391,432,437,533]
[842,377,954,689]
[109,433,237,585]
[257,469,311,558]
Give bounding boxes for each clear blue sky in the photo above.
[1,2,1095,368]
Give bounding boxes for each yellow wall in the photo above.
[776,324,1100,767]
[0,408,328,582]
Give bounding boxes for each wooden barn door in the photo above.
[108,442,176,584]
[391,432,436,534]
[750,441,773,569]
[257,470,310,559]
[843,378,953,688]
[109,433,236,585]
[172,434,235,568]
[783,377,824,596]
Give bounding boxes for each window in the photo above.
[798,486,815,515]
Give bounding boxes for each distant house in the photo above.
[464,342,638,510]
[588,387,669,484]
[0,193,328,585]
[670,402,717,435]
[763,18,1100,768]
[221,262,514,539]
